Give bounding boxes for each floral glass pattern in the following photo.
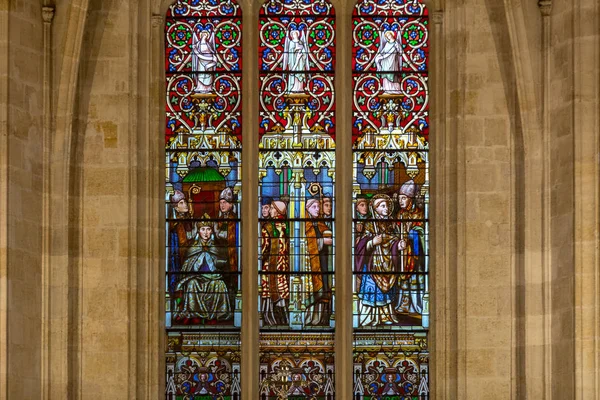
[165,0,242,398]
[352,0,430,398]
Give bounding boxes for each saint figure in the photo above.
[355,194,403,326]
[395,179,426,315]
[176,214,232,321]
[260,200,291,326]
[192,27,217,93]
[304,198,333,326]
[374,30,403,94]
[282,29,310,94]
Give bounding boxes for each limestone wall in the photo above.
[1,0,44,398]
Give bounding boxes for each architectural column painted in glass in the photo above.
[352,0,430,397]
[164,1,243,398]
[258,0,336,398]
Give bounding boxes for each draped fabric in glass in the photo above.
[165,1,242,397]
[352,0,430,397]
[258,0,336,398]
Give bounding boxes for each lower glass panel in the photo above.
[353,332,429,399]
[166,332,241,399]
[259,333,335,399]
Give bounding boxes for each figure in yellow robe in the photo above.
[304,198,333,326]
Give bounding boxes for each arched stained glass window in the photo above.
[258,0,336,398]
[164,1,242,398]
[352,0,430,397]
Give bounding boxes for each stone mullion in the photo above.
[151,11,165,400]
[241,0,259,398]
[334,0,353,399]
[573,0,600,398]
[429,6,447,399]
[539,1,553,397]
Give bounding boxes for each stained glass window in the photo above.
[352,0,430,398]
[165,1,242,398]
[258,0,336,398]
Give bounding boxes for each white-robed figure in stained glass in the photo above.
[192,25,217,93]
[282,27,310,94]
[374,29,403,94]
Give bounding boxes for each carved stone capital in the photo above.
[538,0,552,17]
[42,6,55,24]
[152,14,163,29]
[432,10,443,25]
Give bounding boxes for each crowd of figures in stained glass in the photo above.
[259,0,336,398]
[353,0,430,398]
[165,0,242,398]
[258,0,336,331]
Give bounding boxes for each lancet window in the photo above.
[164,1,243,398]
[258,0,336,398]
[352,0,430,397]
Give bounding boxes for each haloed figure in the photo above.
[176,215,232,322]
[282,28,310,94]
[304,198,333,326]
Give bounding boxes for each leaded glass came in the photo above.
[165,1,243,398]
[258,0,336,398]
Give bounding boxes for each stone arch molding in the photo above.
[47,1,91,399]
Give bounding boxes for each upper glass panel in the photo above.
[166,0,243,142]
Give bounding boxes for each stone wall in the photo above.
[0,0,598,399]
